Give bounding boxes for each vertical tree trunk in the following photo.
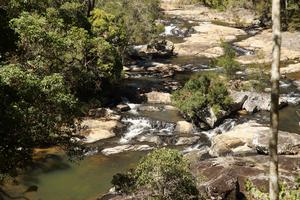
[270,0,281,200]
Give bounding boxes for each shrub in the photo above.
[214,41,240,78]
[172,73,232,120]
[112,148,199,200]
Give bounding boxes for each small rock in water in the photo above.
[116,104,131,112]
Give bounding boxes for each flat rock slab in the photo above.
[175,23,247,57]
[236,30,300,64]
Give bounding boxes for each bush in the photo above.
[172,73,232,120]
[214,41,240,78]
[112,148,199,200]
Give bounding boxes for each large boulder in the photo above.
[81,119,124,143]
[175,121,193,134]
[230,91,288,113]
[253,130,300,155]
[194,107,231,129]
[144,91,172,104]
[210,121,300,156]
[129,40,175,59]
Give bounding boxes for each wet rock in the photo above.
[101,145,153,156]
[175,136,200,146]
[137,105,161,112]
[175,121,193,134]
[81,119,124,143]
[144,91,172,104]
[116,104,131,112]
[136,135,161,145]
[164,105,179,111]
[162,24,195,38]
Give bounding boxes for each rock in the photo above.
[136,135,161,145]
[116,104,131,112]
[236,30,300,64]
[184,147,211,161]
[205,170,240,200]
[231,91,288,113]
[230,91,248,111]
[162,3,255,26]
[175,121,193,134]
[253,130,300,155]
[101,145,153,156]
[164,105,179,111]
[188,155,300,199]
[175,136,200,146]
[144,91,172,104]
[210,134,246,157]
[81,119,124,143]
[137,105,161,112]
[212,121,300,155]
[174,23,247,57]
[88,108,119,119]
[195,107,230,129]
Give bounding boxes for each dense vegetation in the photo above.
[0,0,160,182]
[172,73,232,120]
[112,148,199,200]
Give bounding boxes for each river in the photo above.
[5,14,300,200]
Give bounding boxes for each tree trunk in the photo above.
[270,0,281,200]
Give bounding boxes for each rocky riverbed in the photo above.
[9,1,300,200]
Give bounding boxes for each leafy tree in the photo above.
[10,10,122,98]
[96,0,161,45]
[0,64,82,177]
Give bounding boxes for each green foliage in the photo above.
[10,10,122,98]
[215,41,240,79]
[112,148,199,200]
[172,74,232,119]
[96,0,161,45]
[245,177,300,200]
[0,64,82,176]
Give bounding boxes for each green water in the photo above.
[17,151,146,200]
